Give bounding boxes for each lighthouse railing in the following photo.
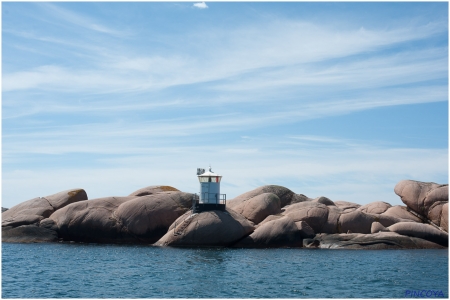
[199,193,226,204]
[192,193,226,213]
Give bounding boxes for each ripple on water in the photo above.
[1,244,448,298]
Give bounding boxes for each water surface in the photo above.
[2,243,448,298]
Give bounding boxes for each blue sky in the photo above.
[2,2,448,208]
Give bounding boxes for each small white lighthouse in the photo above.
[193,166,226,212]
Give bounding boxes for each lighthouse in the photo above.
[193,166,226,213]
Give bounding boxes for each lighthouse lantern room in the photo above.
[193,166,226,213]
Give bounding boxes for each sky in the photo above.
[2,2,448,208]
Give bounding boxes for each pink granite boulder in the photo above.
[2,189,88,228]
[334,201,361,213]
[371,221,389,233]
[129,185,180,196]
[50,196,136,243]
[50,192,193,243]
[284,202,329,233]
[394,180,448,230]
[321,206,342,234]
[155,208,254,247]
[305,232,445,249]
[338,210,374,234]
[381,206,422,223]
[313,196,335,206]
[227,193,281,224]
[358,201,391,214]
[227,185,297,208]
[441,203,448,232]
[233,216,304,248]
[387,222,448,247]
[114,192,193,242]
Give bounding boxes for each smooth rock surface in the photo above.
[339,210,375,234]
[441,203,448,232]
[284,202,329,233]
[371,222,388,233]
[358,201,391,214]
[129,185,180,197]
[114,192,193,242]
[155,209,254,247]
[334,201,361,213]
[313,196,335,206]
[2,225,58,243]
[387,222,448,247]
[381,206,423,223]
[394,180,448,229]
[227,185,296,208]
[305,232,445,249]
[227,193,281,224]
[321,206,342,234]
[2,189,88,228]
[51,192,193,244]
[50,196,136,243]
[2,197,54,227]
[44,189,88,210]
[234,216,302,248]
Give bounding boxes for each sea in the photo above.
[2,243,448,298]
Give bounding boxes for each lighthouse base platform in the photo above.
[192,201,226,213]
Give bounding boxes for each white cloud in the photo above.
[2,4,447,210]
[2,141,447,208]
[193,2,208,9]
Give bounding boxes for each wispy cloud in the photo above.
[2,3,447,208]
[3,19,446,93]
[37,3,128,37]
[2,139,447,207]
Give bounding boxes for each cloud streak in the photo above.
[2,3,447,208]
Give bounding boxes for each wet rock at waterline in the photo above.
[304,232,445,250]
[2,225,58,243]
[2,180,449,249]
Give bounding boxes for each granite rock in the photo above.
[155,208,254,247]
[305,232,445,249]
[2,189,88,228]
[227,193,281,224]
[233,216,302,248]
[284,201,329,233]
[2,225,58,243]
[129,185,180,197]
[394,180,448,230]
[358,201,391,214]
[227,185,296,208]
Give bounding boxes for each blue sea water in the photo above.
[1,243,448,298]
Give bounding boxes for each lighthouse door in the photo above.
[201,182,210,203]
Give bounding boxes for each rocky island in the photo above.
[2,180,448,249]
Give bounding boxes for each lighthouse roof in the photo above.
[198,167,221,177]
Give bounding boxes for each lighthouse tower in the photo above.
[193,166,226,213]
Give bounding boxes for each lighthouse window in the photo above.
[198,176,222,182]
